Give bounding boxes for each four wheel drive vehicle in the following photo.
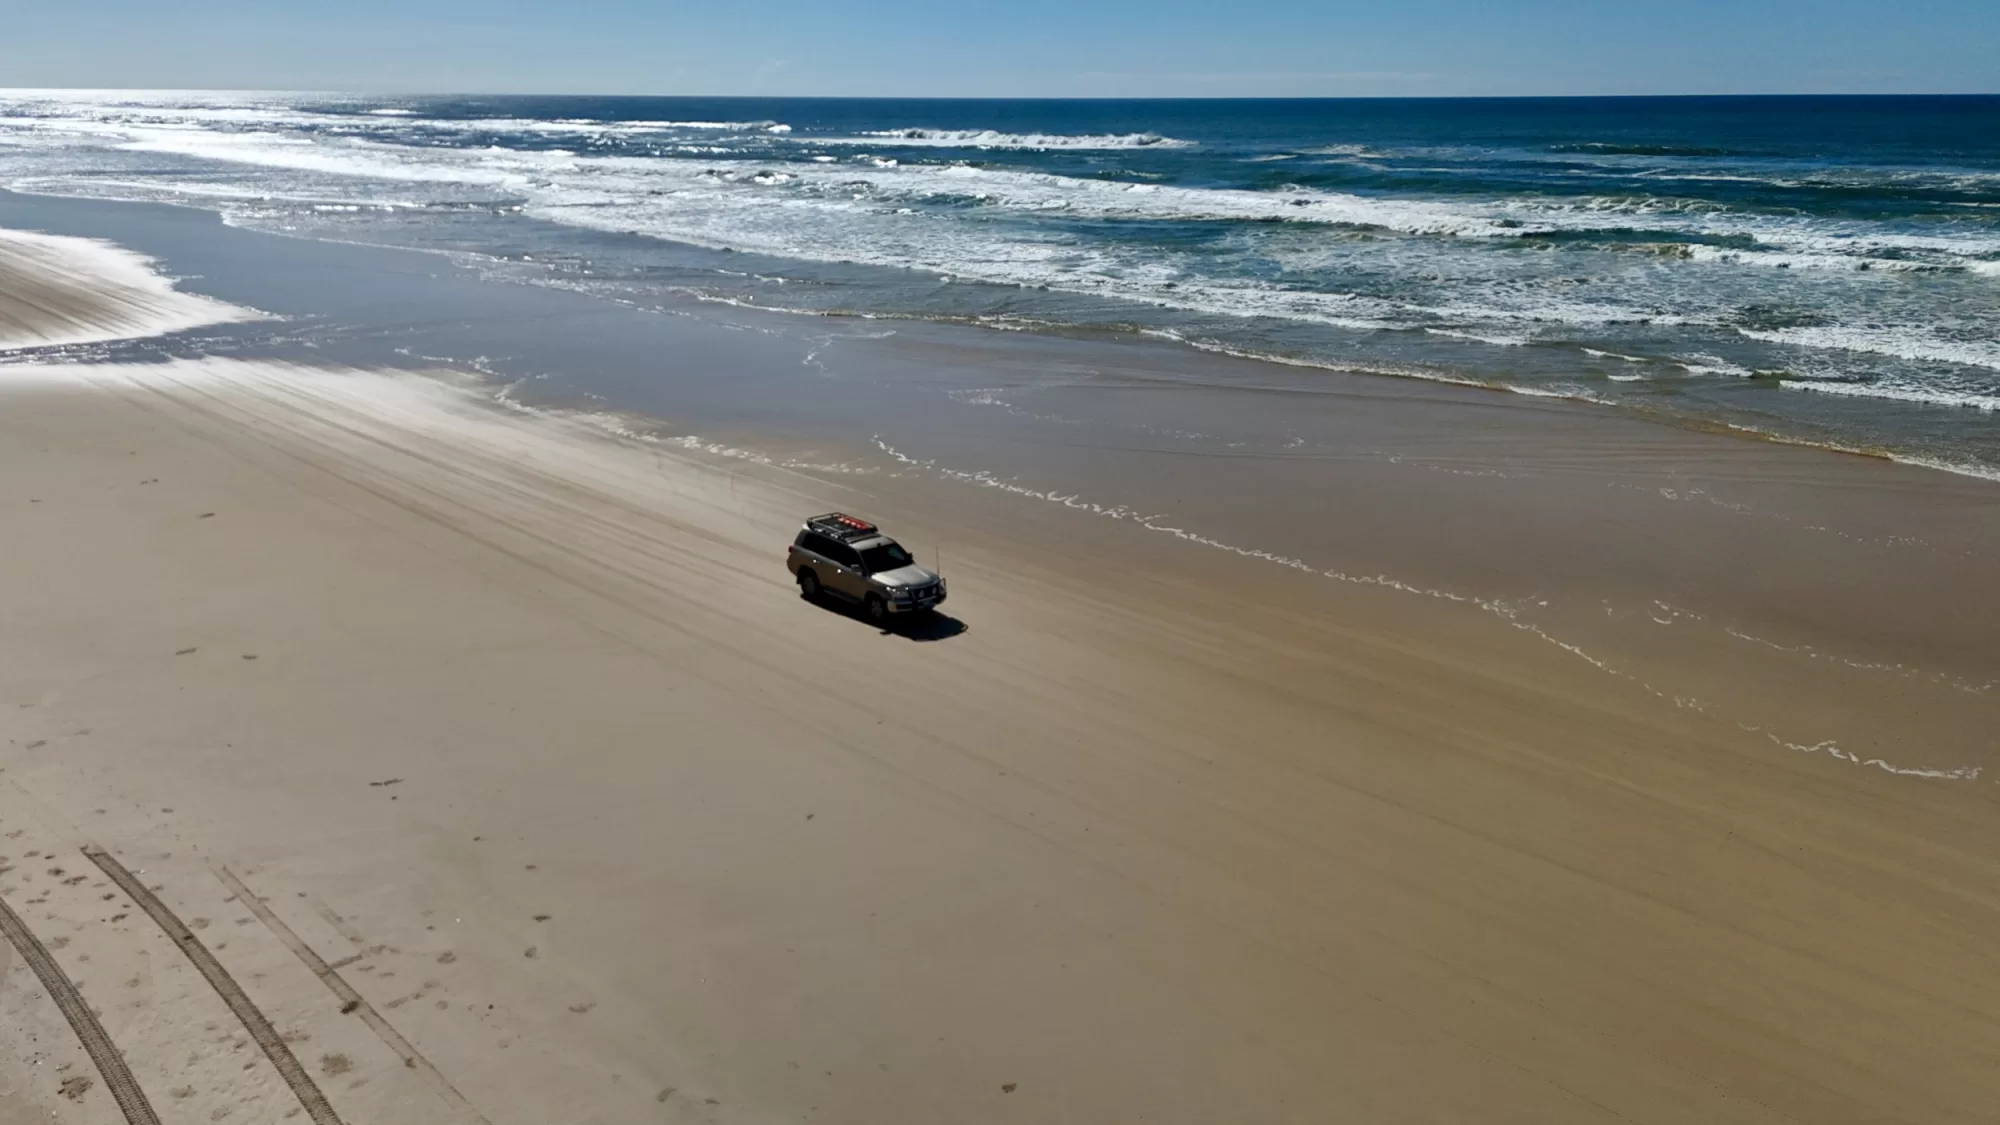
[787,513,947,623]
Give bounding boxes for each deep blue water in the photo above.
[3,92,1997,475]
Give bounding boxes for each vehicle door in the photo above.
[797,532,855,595]
[820,539,869,599]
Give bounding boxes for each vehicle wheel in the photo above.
[797,569,821,599]
[865,594,888,623]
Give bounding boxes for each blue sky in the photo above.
[6,0,1997,96]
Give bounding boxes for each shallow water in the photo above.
[3,91,1997,476]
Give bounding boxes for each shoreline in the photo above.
[6,178,1999,485]
[3,203,1998,1123]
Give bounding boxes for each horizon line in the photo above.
[4,87,1998,101]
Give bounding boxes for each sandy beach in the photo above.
[3,216,1998,1125]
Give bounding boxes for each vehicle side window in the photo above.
[797,531,863,569]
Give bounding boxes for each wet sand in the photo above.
[3,221,1999,1124]
[0,225,250,351]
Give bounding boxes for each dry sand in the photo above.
[2,352,1996,1125]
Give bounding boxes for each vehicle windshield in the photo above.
[859,542,915,574]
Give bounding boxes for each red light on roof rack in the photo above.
[805,512,883,542]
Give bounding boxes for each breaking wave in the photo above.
[835,128,1194,150]
[1781,378,2000,412]
[3,89,1998,478]
[1739,325,2000,373]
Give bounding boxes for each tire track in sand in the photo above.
[0,885,163,1125]
[210,862,490,1124]
[82,845,345,1125]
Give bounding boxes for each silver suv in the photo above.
[787,513,947,622]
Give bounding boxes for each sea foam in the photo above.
[6,89,1999,477]
[1780,378,2000,412]
[1739,325,2000,373]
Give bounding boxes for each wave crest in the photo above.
[1551,142,1752,157]
[834,128,1194,150]
[1739,325,2000,373]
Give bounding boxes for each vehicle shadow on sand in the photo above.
[800,593,969,642]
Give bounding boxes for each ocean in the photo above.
[3,91,1997,477]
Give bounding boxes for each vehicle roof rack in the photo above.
[804,512,882,543]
